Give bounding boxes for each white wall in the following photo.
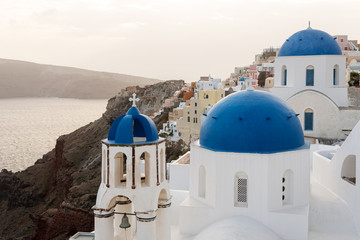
[179,141,310,240]
[287,90,360,140]
[313,121,360,234]
[272,55,348,107]
[169,163,190,190]
[196,78,222,91]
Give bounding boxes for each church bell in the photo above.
[119,213,131,229]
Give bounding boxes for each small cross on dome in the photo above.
[129,93,140,107]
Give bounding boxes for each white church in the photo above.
[271,26,360,141]
[71,27,360,240]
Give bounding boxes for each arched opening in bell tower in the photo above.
[140,151,151,186]
[114,152,127,187]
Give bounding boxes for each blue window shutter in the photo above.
[333,69,336,85]
[306,69,314,86]
[304,112,313,130]
[284,69,287,85]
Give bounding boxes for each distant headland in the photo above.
[0,58,160,99]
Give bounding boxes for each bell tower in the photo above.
[93,94,171,240]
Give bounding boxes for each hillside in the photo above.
[0,58,160,99]
[0,80,189,240]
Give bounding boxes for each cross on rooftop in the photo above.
[129,93,140,107]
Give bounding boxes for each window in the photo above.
[344,47,348,50]
[206,95,209,99]
[304,108,313,131]
[140,152,150,186]
[306,66,314,86]
[341,155,356,185]
[114,152,127,186]
[333,65,339,85]
[341,38,344,42]
[199,166,206,198]
[282,170,294,206]
[281,66,287,86]
[195,110,197,114]
[221,94,223,98]
[195,103,197,107]
[188,116,190,122]
[235,172,248,207]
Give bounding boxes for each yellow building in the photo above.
[177,89,225,142]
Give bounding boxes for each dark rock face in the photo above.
[0,80,186,240]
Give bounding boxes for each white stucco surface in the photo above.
[169,163,190,191]
[309,178,359,240]
[312,121,360,235]
[193,216,281,240]
[175,141,310,240]
[270,51,360,141]
[272,55,347,107]
[287,90,360,140]
[168,175,360,240]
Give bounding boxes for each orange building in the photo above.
[183,82,196,100]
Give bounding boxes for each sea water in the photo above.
[0,98,107,172]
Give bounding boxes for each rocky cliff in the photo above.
[0,80,188,240]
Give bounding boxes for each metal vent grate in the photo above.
[237,178,247,203]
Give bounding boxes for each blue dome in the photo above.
[199,90,305,153]
[278,28,342,57]
[107,106,159,145]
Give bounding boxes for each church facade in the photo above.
[272,27,360,141]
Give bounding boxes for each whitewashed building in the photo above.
[194,75,222,99]
[159,121,179,141]
[272,27,360,140]
[178,89,310,240]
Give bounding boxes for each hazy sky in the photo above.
[1,0,359,81]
